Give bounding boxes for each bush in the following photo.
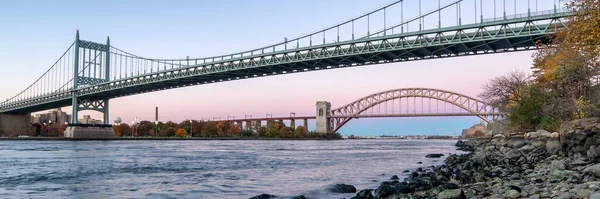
[538,116,561,132]
[175,128,188,137]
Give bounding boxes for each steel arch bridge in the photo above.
[328,88,502,132]
[0,0,572,125]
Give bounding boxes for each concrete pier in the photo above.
[63,125,115,138]
[0,113,31,136]
[290,119,295,128]
[315,101,331,133]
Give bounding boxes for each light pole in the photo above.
[48,120,52,136]
[131,121,135,137]
[189,120,193,137]
[155,121,159,137]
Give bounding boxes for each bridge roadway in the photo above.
[219,112,502,123]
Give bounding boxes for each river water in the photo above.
[0,139,462,199]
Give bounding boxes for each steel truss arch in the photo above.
[329,88,503,132]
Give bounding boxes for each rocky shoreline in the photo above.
[248,118,600,199]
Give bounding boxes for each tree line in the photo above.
[479,0,600,132]
[110,119,340,139]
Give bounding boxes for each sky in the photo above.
[0,0,563,136]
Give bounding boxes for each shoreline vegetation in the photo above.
[247,1,600,198]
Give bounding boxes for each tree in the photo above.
[160,121,177,137]
[201,121,218,137]
[563,0,600,63]
[58,124,68,137]
[175,128,188,137]
[136,121,154,137]
[265,127,278,138]
[228,123,241,136]
[478,71,530,112]
[115,123,131,137]
[192,120,204,137]
[295,126,308,138]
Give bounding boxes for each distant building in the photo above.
[31,108,71,126]
[461,123,487,138]
[78,115,102,125]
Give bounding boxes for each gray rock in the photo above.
[575,188,593,198]
[538,129,552,139]
[584,164,600,178]
[546,138,562,155]
[590,193,600,199]
[589,145,600,159]
[526,131,540,139]
[529,194,541,199]
[327,184,356,193]
[437,189,465,199]
[550,160,567,171]
[504,189,520,199]
[557,193,573,199]
[351,189,374,199]
[249,194,276,199]
[508,138,526,149]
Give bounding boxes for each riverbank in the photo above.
[325,118,600,199]
[0,137,340,141]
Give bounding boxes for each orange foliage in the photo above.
[175,128,188,137]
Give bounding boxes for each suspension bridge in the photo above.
[0,0,572,135]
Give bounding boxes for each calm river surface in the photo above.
[0,139,461,199]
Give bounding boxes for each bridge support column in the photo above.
[245,121,251,131]
[315,101,331,133]
[290,119,295,128]
[303,119,308,130]
[0,113,32,137]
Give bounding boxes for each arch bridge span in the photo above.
[326,88,503,132]
[217,88,504,133]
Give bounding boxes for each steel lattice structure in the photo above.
[329,88,503,132]
[0,0,573,124]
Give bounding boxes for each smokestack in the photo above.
[155,107,158,122]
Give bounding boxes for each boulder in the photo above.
[351,189,374,199]
[291,196,306,199]
[588,145,600,159]
[504,189,520,199]
[584,164,600,178]
[390,175,399,180]
[508,138,526,149]
[443,183,460,189]
[538,130,552,139]
[525,131,540,139]
[546,138,562,155]
[249,194,276,199]
[394,184,414,194]
[426,153,445,158]
[437,189,466,199]
[374,185,395,198]
[327,184,357,193]
[591,193,600,199]
[550,160,567,171]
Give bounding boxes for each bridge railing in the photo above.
[482,7,570,23]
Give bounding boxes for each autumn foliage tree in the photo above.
[481,0,600,131]
[175,128,188,137]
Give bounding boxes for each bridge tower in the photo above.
[70,31,111,125]
[315,101,331,133]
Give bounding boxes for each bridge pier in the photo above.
[0,113,32,136]
[290,119,295,128]
[315,101,331,133]
[245,121,251,131]
[303,119,308,130]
